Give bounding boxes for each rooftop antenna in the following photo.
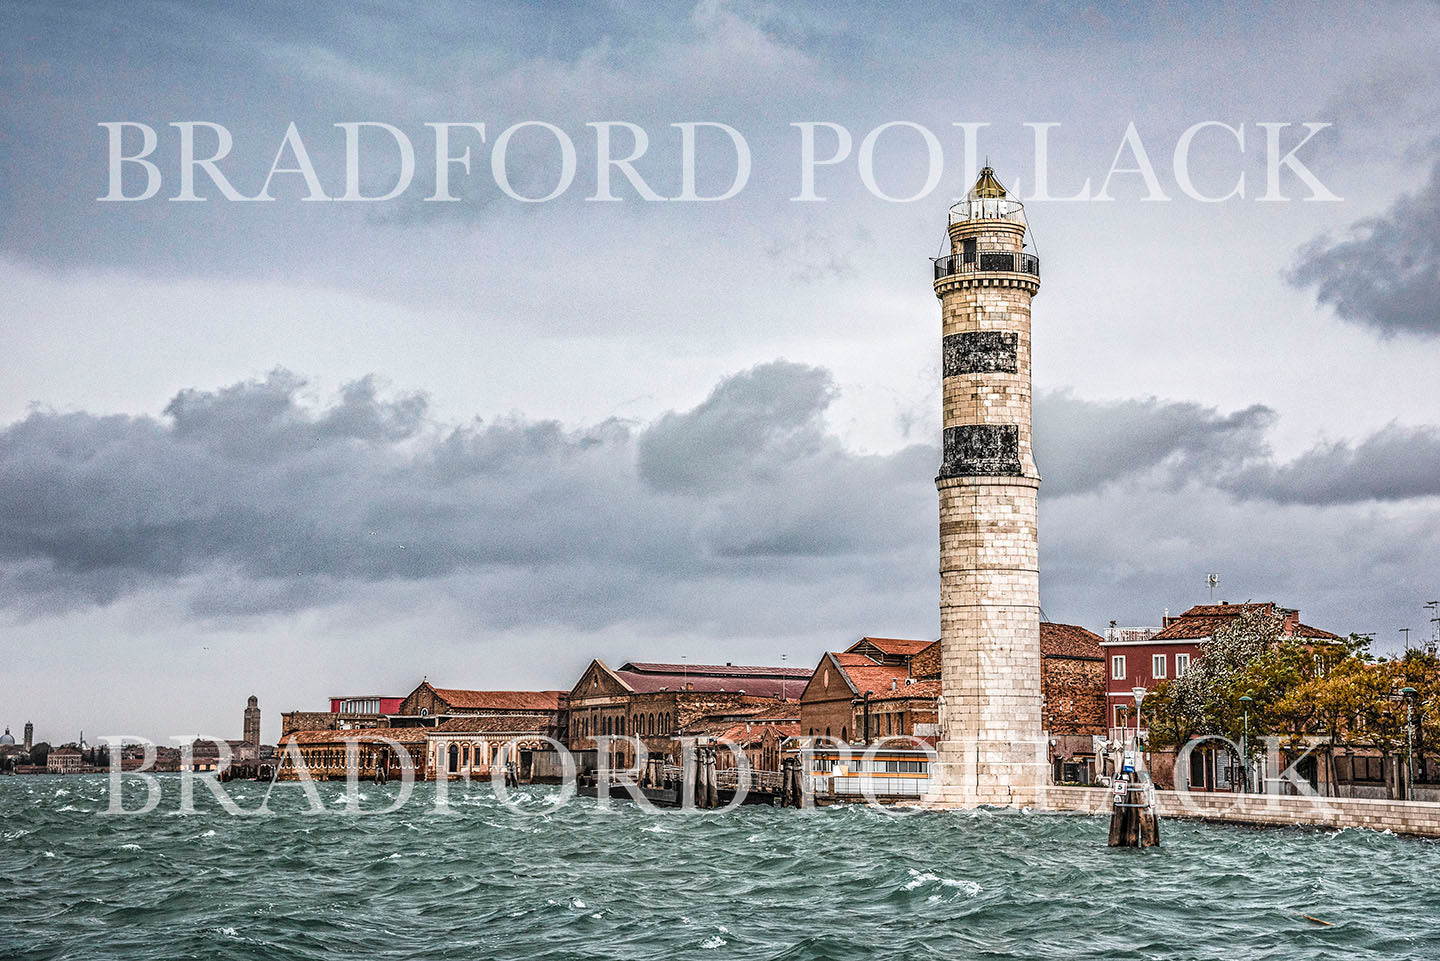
[1400,628,1412,650]
[1207,573,1220,602]
[1425,602,1440,655]
[781,653,788,700]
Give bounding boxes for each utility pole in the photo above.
[1239,695,1253,793]
[1401,688,1417,802]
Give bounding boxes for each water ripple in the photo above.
[3,777,1439,959]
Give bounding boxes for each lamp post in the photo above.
[1131,687,1148,771]
[1402,687,1417,801]
[1239,695,1253,794]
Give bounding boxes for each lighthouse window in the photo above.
[962,237,976,263]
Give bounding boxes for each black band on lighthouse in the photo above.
[940,424,1021,477]
[943,331,1018,376]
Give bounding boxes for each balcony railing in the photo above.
[949,196,1026,224]
[933,250,1040,282]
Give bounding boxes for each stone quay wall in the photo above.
[1031,785,1440,839]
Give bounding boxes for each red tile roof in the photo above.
[432,689,565,712]
[1295,623,1341,640]
[711,720,801,746]
[1040,622,1104,659]
[426,716,554,734]
[614,662,810,698]
[868,679,941,703]
[1177,603,1279,618]
[846,637,934,656]
[620,662,813,678]
[1151,616,1232,641]
[832,655,911,697]
[278,728,427,746]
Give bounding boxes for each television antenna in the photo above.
[1206,573,1220,602]
[1425,601,1440,655]
[1399,628,1412,650]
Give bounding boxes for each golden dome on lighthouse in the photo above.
[968,165,1007,199]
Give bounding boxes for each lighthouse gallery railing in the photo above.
[933,250,1040,282]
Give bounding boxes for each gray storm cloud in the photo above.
[1,361,1437,631]
[0,362,930,620]
[1289,156,1440,338]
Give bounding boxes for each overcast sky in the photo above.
[2,1,1439,744]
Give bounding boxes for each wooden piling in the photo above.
[1108,779,1161,847]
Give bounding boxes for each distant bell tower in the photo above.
[244,695,261,746]
[23,721,33,752]
[932,166,1044,806]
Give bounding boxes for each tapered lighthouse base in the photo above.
[925,737,1049,808]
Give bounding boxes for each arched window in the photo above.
[841,726,848,744]
[448,743,459,773]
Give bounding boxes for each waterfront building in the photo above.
[799,625,1104,782]
[46,746,82,774]
[798,640,939,745]
[931,167,1045,806]
[567,660,810,774]
[181,738,257,772]
[425,716,563,782]
[1039,623,1108,783]
[393,683,566,728]
[0,728,28,773]
[711,720,800,773]
[1101,602,1339,740]
[280,694,406,735]
[275,727,429,781]
[1102,601,1341,792]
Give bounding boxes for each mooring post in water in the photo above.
[1107,748,1160,847]
[692,744,709,808]
[703,746,719,808]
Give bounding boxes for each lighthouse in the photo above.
[932,167,1044,806]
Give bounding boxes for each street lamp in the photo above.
[1131,687,1148,741]
[1239,695,1253,793]
[1401,687,1418,801]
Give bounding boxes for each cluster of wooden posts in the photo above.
[691,745,720,808]
[1108,776,1161,847]
[779,756,806,808]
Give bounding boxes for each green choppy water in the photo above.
[2,776,1438,961]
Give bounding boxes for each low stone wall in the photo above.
[1033,784,1440,838]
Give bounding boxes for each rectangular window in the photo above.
[1111,655,1126,680]
[1113,704,1127,728]
[1152,654,1167,679]
[1175,653,1191,676]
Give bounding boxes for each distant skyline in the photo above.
[2,1,1439,743]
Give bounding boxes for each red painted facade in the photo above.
[1099,641,1199,728]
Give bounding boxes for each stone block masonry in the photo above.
[1019,786,1440,839]
[932,169,1045,807]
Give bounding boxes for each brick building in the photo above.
[800,627,1107,779]
[393,683,566,730]
[1101,602,1339,737]
[798,637,942,745]
[280,693,406,735]
[275,727,429,781]
[566,659,810,773]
